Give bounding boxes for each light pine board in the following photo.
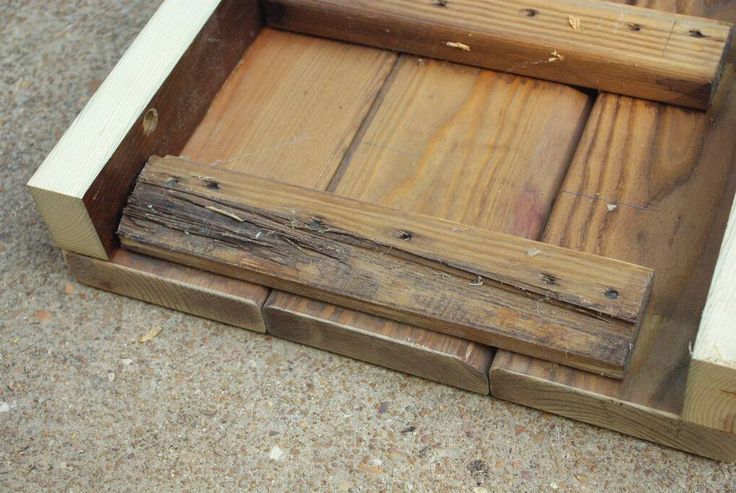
[27,0,261,259]
[265,56,591,388]
[264,0,733,109]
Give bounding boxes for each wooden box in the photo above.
[27,0,736,460]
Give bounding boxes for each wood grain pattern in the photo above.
[28,0,261,259]
[181,28,397,189]
[491,74,736,458]
[265,55,591,393]
[65,249,268,331]
[118,155,650,377]
[264,0,733,109]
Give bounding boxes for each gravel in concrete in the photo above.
[1,1,736,491]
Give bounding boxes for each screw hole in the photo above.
[519,8,538,17]
[689,29,706,38]
[142,108,159,136]
[397,230,413,241]
[605,289,619,300]
[627,23,642,32]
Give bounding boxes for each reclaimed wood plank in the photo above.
[119,155,653,377]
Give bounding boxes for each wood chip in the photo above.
[548,50,565,62]
[568,16,582,32]
[606,203,618,211]
[139,326,163,342]
[446,41,471,51]
[526,248,542,258]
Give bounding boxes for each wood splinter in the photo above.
[118,156,655,378]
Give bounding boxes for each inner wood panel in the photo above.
[491,0,736,419]
[181,28,396,188]
[264,55,592,383]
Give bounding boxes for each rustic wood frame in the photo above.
[26,0,736,460]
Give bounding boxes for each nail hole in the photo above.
[433,0,448,6]
[627,23,642,32]
[541,273,559,286]
[519,8,538,17]
[142,108,158,136]
[689,29,706,38]
[203,179,219,190]
[165,177,179,188]
[605,289,619,300]
[397,230,413,241]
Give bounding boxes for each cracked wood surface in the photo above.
[118,155,652,378]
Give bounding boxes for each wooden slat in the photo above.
[265,56,591,393]
[65,249,268,331]
[27,0,261,259]
[265,295,494,394]
[264,0,733,109]
[119,155,652,377]
[491,74,736,458]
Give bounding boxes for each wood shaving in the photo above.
[206,205,244,222]
[568,16,582,31]
[446,41,471,51]
[526,248,542,258]
[140,326,162,343]
[548,50,565,62]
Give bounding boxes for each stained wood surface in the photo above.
[266,56,592,392]
[264,0,733,109]
[182,28,396,188]
[491,75,736,457]
[27,0,261,259]
[118,156,651,377]
[66,249,268,331]
[265,295,494,393]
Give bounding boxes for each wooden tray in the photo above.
[27,0,736,460]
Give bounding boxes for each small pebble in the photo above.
[269,445,285,461]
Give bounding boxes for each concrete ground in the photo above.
[1,1,735,491]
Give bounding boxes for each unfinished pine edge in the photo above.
[65,250,269,332]
[490,366,736,462]
[263,0,733,109]
[263,295,492,394]
[684,191,736,432]
[27,0,259,260]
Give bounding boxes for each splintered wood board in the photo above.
[118,155,652,378]
[264,0,733,109]
[29,0,736,461]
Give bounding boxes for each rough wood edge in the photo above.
[27,0,260,259]
[65,250,269,332]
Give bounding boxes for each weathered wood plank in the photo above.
[27,0,261,259]
[119,155,653,377]
[264,0,733,109]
